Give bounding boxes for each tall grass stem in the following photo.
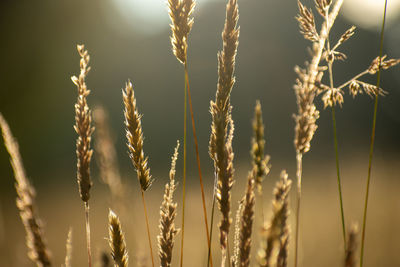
[180,65,188,267]
[84,202,92,267]
[294,152,302,267]
[360,2,387,265]
[141,190,155,267]
[184,62,213,267]
[331,106,346,249]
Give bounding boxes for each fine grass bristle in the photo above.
[108,210,129,267]
[123,80,153,192]
[157,141,180,267]
[208,0,239,265]
[0,113,52,267]
[167,0,195,64]
[71,44,94,203]
[257,170,291,267]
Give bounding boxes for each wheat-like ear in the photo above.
[252,101,270,194]
[208,0,239,265]
[257,171,291,267]
[109,210,129,267]
[168,0,195,64]
[158,141,180,267]
[123,80,153,192]
[0,113,52,267]
[71,44,94,203]
[237,169,256,267]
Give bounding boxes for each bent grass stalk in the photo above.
[360,1,388,266]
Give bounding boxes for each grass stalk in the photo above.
[360,2,388,265]
[84,202,92,267]
[331,106,346,249]
[141,190,155,267]
[294,153,302,267]
[207,180,217,267]
[180,63,188,267]
[185,62,213,267]
[326,32,346,249]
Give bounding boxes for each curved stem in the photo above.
[294,152,302,267]
[184,62,213,267]
[360,3,387,266]
[141,190,155,267]
[84,202,92,267]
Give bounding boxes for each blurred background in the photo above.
[0,0,399,266]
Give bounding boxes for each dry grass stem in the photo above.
[0,114,52,267]
[108,210,129,267]
[345,224,358,267]
[168,0,195,64]
[63,228,73,267]
[93,106,124,201]
[257,171,291,267]
[123,81,153,192]
[208,0,239,265]
[71,44,94,203]
[237,169,256,267]
[252,101,270,194]
[158,142,180,267]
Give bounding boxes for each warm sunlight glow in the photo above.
[342,0,400,30]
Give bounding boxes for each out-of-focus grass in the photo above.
[0,157,399,266]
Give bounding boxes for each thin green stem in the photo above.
[184,62,213,267]
[180,65,188,267]
[84,202,92,267]
[331,106,346,249]
[326,32,347,249]
[360,2,387,266]
[141,190,155,267]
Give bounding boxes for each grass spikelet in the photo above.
[167,0,195,64]
[293,1,343,265]
[252,101,270,195]
[108,210,129,267]
[237,169,256,267]
[63,228,73,267]
[0,113,52,267]
[157,141,180,267]
[71,44,94,267]
[123,81,153,192]
[122,80,154,267]
[208,0,239,265]
[345,224,358,267]
[71,44,94,203]
[257,170,291,267]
